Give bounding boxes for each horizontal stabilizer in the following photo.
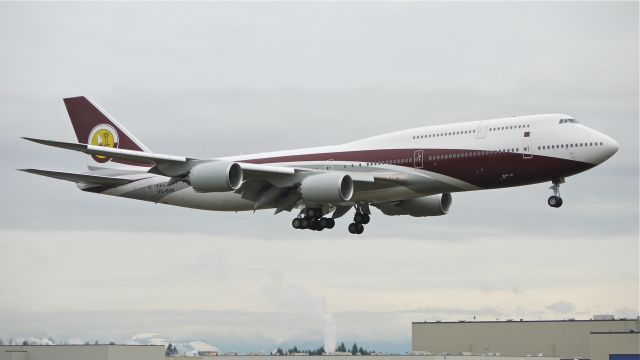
[18,168,135,186]
[22,137,185,164]
[22,137,86,152]
[22,137,306,178]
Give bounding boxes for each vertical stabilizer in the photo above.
[63,96,150,166]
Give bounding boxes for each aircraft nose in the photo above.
[599,133,619,162]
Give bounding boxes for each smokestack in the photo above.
[323,313,336,353]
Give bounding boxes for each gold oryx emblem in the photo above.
[88,124,119,163]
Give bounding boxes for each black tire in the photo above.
[548,196,559,208]
[348,223,358,234]
[292,218,302,229]
[306,208,322,218]
[320,218,332,229]
[354,213,364,224]
[362,214,370,224]
[312,219,323,231]
[327,218,335,229]
[556,197,563,207]
[356,224,364,234]
[301,217,311,229]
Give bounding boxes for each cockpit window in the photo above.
[559,118,579,124]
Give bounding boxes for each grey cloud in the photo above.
[0,1,637,352]
[546,301,577,314]
[614,308,640,319]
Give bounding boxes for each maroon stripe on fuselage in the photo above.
[241,149,594,189]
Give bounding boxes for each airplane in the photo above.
[21,96,619,234]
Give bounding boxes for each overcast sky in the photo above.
[0,1,638,354]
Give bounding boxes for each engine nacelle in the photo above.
[377,193,452,217]
[189,161,243,193]
[299,173,354,203]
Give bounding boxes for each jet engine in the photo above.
[376,193,452,217]
[189,161,243,192]
[299,173,354,203]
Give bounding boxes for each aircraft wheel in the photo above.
[311,219,322,231]
[348,223,359,234]
[356,224,364,234]
[292,218,302,229]
[306,208,321,218]
[327,218,335,229]
[301,217,311,229]
[548,196,562,208]
[354,213,365,224]
[320,218,333,229]
[361,214,370,224]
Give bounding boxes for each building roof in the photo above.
[412,319,639,324]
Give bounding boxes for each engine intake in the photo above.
[189,161,243,192]
[377,193,452,217]
[300,173,354,203]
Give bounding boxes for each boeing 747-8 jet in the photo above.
[21,96,618,234]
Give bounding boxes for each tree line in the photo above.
[273,342,375,356]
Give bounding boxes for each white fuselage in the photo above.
[95,114,618,212]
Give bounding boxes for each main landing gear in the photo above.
[348,206,370,234]
[548,178,564,208]
[292,207,335,231]
[291,205,372,234]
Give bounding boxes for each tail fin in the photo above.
[63,96,151,165]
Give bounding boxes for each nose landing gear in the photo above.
[548,178,564,208]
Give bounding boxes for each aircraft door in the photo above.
[475,122,488,138]
[325,159,335,170]
[522,138,532,159]
[414,150,423,169]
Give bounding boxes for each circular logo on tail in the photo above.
[88,124,119,163]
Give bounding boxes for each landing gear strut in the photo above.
[348,205,370,234]
[292,207,335,231]
[548,178,564,208]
